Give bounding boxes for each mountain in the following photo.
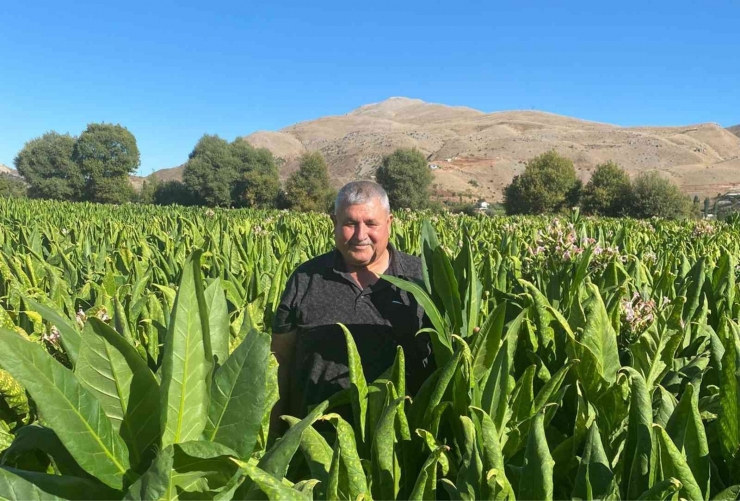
[729,125,740,138]
[0,164,16,176]
[150,97,740,201]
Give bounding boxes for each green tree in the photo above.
[73,123,139,204]
[629,171,691,219]
[704,197,711,216]
[581,161,632,216]
[154,180,197,205]
[284,151,335,212]
[183,136,278,207]
[375,148,433,210]
[14,132,83,200]
[0,174,27,198]
[231,141,280,208]
[503,150,579,214]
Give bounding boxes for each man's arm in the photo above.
[270,330,296,434]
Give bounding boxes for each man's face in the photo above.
[332,199,393,268]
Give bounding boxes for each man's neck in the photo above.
[346,247,390,289]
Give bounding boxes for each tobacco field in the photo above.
[0,197,739,500]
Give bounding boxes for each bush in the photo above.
[581,161,632,216]
[0,174,27,198]
[629,171,691,219]
[503,150,579,214]
[283,152,335,212]
[376,148,433,210]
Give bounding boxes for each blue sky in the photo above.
[1,0,738,175]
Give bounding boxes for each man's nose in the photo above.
[354,223,368,241]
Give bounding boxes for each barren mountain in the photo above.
[152,98,740,201]
[729,125,740,138]
[0,164,15,176]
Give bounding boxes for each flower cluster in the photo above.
[692,220,716,238]
[43,325,61,345]
[621,292,663,335]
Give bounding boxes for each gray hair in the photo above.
[334,181,390,214]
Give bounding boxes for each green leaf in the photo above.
[481,310,524,433]
[124,446,174,501]
[371,397,404,501]
[652,425,704,501]
[258,400,329,479]
[409,446,447,501]
[232,459,309,501]
[665,383,710,500]
[205,328,270,458]
[25,298,81,366]
[621,367,653,501]
[712,485,740,501]
[160,250,213,448]
[635,477,682,500]
[380,274,453,366]
[323,413,369,501]
[75,317,160,468]
[457,415,483,500]
[518,410,554,501]
[718,317,740,464]
[204,278,230,365]
[572,423,615,501]
[0,328,130,489]
[326,441,341,501]
[470,302,506,384]
[0,466,119,501]
[338,323,369,447]
[432,246,463,335]
[283,415,332,494]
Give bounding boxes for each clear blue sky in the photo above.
[1,0,738,175]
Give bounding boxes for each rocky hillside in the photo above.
[152,97,740,201]
[0,164,15,176]
[729,125,740,138]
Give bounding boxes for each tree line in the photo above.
[4,124,699,219]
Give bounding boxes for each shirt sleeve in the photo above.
[271,270,300,334]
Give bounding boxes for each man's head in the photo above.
[332,181,393,269]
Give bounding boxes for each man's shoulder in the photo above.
[394,249,423,280]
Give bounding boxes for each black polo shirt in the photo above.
[272,244,434,418]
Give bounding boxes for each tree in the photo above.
[503,150,579,214]
[231,141,280,208]
[628,171,691,219]
[284,152,335,212]
[375,148,433,210]
[182,135,279,207]
[581,161,632,216]
[154,180,197,205]
[704,197,711,217]
[0,174,27,198]
[73,123,139,204]
[14,132,83,200]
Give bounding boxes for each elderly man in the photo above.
[271,181,434,420]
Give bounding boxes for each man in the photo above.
[271,181,434,422]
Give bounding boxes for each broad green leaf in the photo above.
[75,317,160,468]
[371,397,404,501]
[124,446,174,501]
[323,413,369,501]
[160,250,213,448]
[205,328,270,458]
[652,425,704,501]
[232,459,308,501]
[470,302,506,383]
[635,477,682,500]
[257,400,329,479]
[326,442,341,501]
[457,416,483,501]
[283,415,332,494]
[665,383,710,500]
[380,274,453,365]
[621,367,653,501]
[0,328,130,489]
[409,446,447,501]
[718,317,740,463]
[204,278,230,365]
[337,323,369,448]
[518,410,554,501]
[0,466,119,501]
[572,423,615,501]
